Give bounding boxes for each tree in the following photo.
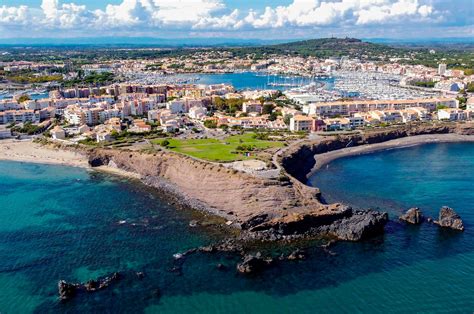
[17,94,31,103]
[262,103,274,115]
[160,139,170,147]
[283,114,293,126]
[204,120,217,129]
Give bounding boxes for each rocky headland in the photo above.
[82,123,473,243]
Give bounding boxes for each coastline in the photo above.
[311,133,474,176]
[0,139,141,180]
[0,139,89,168]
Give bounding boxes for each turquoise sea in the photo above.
[1,142,474,313]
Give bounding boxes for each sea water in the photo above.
[1,143,473,313]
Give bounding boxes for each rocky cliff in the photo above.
[87,148,338,226]
[280,123,474,182]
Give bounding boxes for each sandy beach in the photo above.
[0,139,89,168]
[311,133,474,176]
[0,139,141,179]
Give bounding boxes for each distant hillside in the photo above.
[229,37,402,60]
[273,37,397,56]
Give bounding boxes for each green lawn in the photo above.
[153,133,284,162]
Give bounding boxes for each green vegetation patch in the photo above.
[153,132,284,162]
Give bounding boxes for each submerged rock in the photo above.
[436,206,464,231]
[400,207,423,224]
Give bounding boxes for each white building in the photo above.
[188,106,207,119]
[438,63,447,76]
[289,115,313,132]
[51,126,66,140]
[0,110,40,124]
[437,109,467,121]
[166,100,186,114]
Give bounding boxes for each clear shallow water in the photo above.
[1,142,474,313]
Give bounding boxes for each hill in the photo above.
[229,37,402,60]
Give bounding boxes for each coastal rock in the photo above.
[323,210,388,241]
[287,249,307,261]
[58,272,122,300]
[58,280,77,300]
[236,253,271,274]
[400,207,423,224]
[84,279,99,291]
[436,206,464,231]
[241,214,269,230]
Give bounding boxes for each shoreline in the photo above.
[0,139,141,180]
[310,133,474,177]
[0,139,89,168]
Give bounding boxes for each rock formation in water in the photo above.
[58,272,121,301]
[236,253,273,274]
[400,207,423,224]
[58,280,78,300]
[436,206,464,231]
[319,210,389,241]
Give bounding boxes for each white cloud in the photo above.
[0,0,444,35]
[236,0,434,29]
[0,5,29,25]
[39,0,90,29]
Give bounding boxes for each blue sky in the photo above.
[0,0,472,39]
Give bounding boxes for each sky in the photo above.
[0,0,472,40]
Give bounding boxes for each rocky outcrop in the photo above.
[87,148,319,227]
[87,147,387,242]
[236,253,273,274]
[400,207,423,224]
[58,272,121,301]
[58,280,78,300]
[287,249,307,261]
[319,210,389,241]
[436,206,464,231]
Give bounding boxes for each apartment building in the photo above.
[242,101,263,114]
[0,110,41,124]
[437,109,467,121]
[289,115,314,132]
[304,98,458,117]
